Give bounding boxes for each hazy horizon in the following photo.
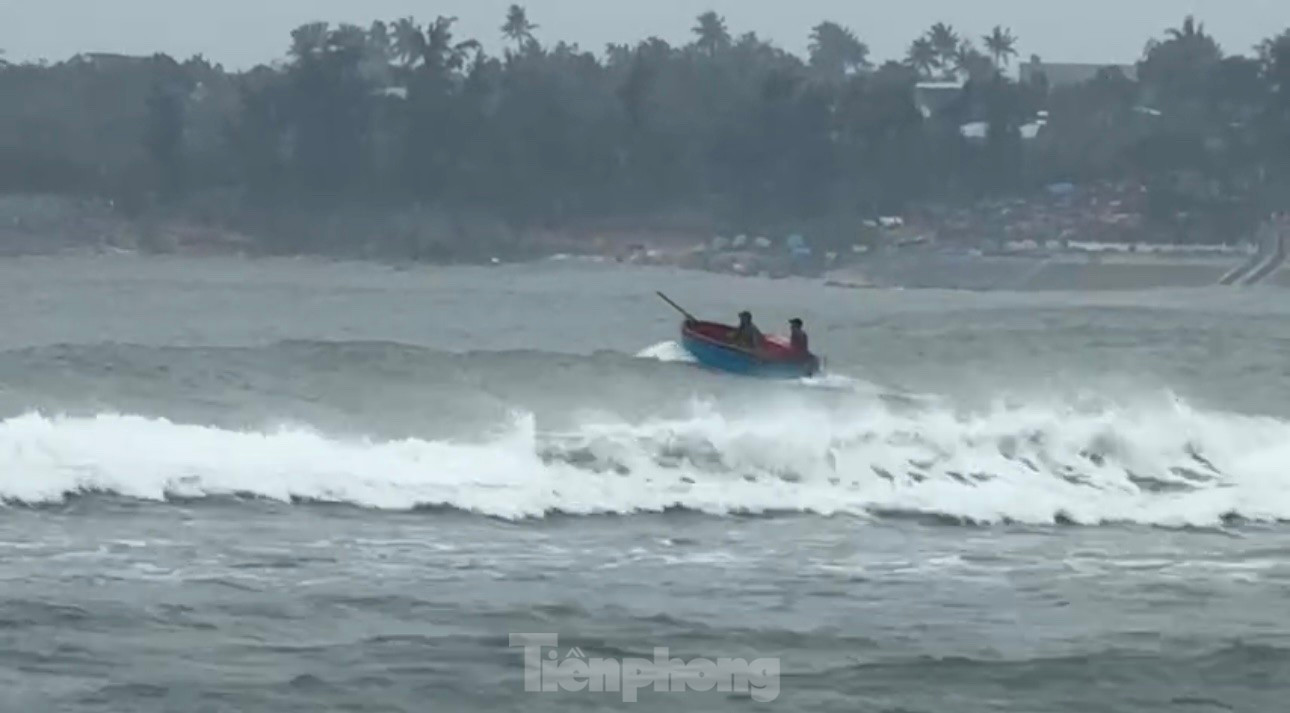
[1,0,1287,69]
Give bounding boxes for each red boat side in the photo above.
[682,321,808,362]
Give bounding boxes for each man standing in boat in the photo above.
[732,311,763,349]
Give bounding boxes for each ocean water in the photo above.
[1,255,1288,712]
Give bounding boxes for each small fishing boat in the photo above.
[657,293,821,379]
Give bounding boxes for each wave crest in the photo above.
[2,396,1287,526]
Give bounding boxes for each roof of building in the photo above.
[1020,61,1137,87]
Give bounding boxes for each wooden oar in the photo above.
[655,292,697,322]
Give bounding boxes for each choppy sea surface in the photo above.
[1,255,1288,712]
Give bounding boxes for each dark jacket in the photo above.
[732,322,763,349]
[790,329,809,354]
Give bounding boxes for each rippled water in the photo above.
[1,255,1288,711]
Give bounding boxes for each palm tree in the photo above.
[289,22,330,62]
[328,24,368,60]
[1139,14,1223,104]
[1158,15,1221,62]
[928,22,960,74]
[808,21,870,80]
[1258,30,1290,63]
[368,21,392,57]
[1167,15,1204,42]
[422,16,479,73]
[392,17,424,67]
[386,16,479,73]
[906,37,938,78]
[359,21,395,85]
[692,11,731,56]
[502,5,539,52]
[983,26,1018,68]
[955,40,996,81]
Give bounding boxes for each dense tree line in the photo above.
[1,9,1289,253]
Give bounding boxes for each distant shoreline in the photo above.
[3,192,1285,291]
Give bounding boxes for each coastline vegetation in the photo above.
[0,9,1287,257]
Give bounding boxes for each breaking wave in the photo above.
[2,394,1288,526]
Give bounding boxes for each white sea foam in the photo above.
[1,396,1288,526]
[635,341,890,396]
[635,340,695,363]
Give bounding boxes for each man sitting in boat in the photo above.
[789,318,809,355]
[731,311,763,349]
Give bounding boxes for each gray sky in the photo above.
[1,1,1287,69]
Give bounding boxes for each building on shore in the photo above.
[1019,59,1137,88]
[913,80,966,119]
[68,53,152,70]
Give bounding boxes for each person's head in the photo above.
[739,311,752,325]
[790,318,804,331]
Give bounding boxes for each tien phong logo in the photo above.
[510,633,781,703]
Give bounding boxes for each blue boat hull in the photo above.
[681,334,819,379]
